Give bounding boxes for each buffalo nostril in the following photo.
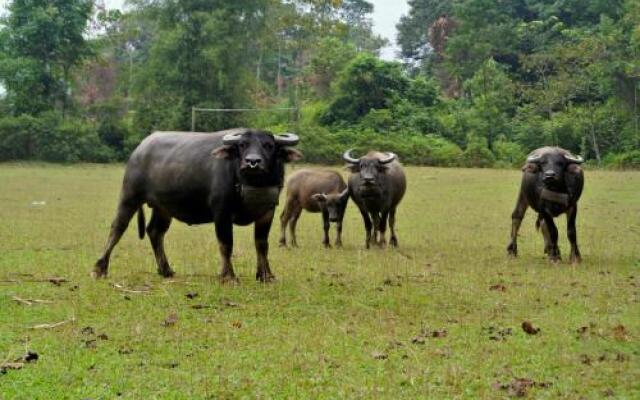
[245,156,262,167]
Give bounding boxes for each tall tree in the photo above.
[0,0,93,115]
[127,0,270,132]
[396,0,455,62]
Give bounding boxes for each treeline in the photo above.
[0,0,639,168]
[395,0,640,167]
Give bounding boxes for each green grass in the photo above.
[1,163,638,399]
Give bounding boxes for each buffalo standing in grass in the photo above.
[279,168,349,248]
[93,128,301,282]
[507,146,584,263]
[343,150,406,249]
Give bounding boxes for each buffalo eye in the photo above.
[263,142,274,151]
[238,142,248,150]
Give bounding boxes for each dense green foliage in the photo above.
[396,0,640,165]
[0,0,93,115]
[0,0,638,166]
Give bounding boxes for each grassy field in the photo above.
[0,163,638,399]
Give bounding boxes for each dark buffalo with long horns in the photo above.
[93,128,301,282]
[507,146,585,263]
[279,168,349,248]
[343,150,406,249]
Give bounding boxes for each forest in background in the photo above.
[0,0,639,167]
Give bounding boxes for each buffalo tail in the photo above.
[137,207,145,239]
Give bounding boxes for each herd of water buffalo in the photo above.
[92,128,585,281]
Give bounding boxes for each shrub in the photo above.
[0,113,117,163]
[493,139,526,167]
[0,114,43,160]
[460,134,495,168]
[604,150,640,169]
[291,122,463,166]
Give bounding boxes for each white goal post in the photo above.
[191,107,299,132]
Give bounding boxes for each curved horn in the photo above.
[564,154,584,164]
[222,132,243,145]
[274,133,299,146]
[526,153,543,163]
[342,149,360,164]
[379,152,397,164]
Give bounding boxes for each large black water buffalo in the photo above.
[93,128,301,282]
[343,150,406,249]
[279,168,349,248]
[507,146,584,263]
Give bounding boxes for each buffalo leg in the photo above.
[278,200,293,247]
[322,210,331,248]
[289,207,302,248]
[378,211,389,248]
[389,208,398,247]
[93,197,139,278]
[215,218,236,282]
[538,217,552,255]
[255,210,275,282]
[567,206,581,264]
[371,213,381,246]
[335,219,343,248]
[541,213,560,262]
[359,208,373,249]
[507,192,528,257]
[146,209,174,277]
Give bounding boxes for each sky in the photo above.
[99,0,409,60]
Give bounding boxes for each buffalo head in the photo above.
[525,147,583,189]
[343,149,396,197]
[311,188,349,222]
[213,129,302,182]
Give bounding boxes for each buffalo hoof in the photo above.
[218,273,239,284]
[323,242,332,249]
[92,260,108,279]
[256,271,275,283]
[389,237,398,248]
[291,242,299,248]
[278,239,287,248]
[548,247,561,263]
[570,255,582,264]
[334,241,343,248]
[91,269,107,279]
[506,243,517,257]
[378,239,387,249]
[548,254,561,263]
[158,267,175,278]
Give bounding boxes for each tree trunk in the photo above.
[62,66,69,118]
[589,101,601,164]
[277,39,283,98]
[256,45,262,99]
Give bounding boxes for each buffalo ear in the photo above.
[345,164,359,172]
[212,145,234,159]
[311,193,327,202]
[281,147,303,162]
[522,162,539,173]
[566,163,582,174]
